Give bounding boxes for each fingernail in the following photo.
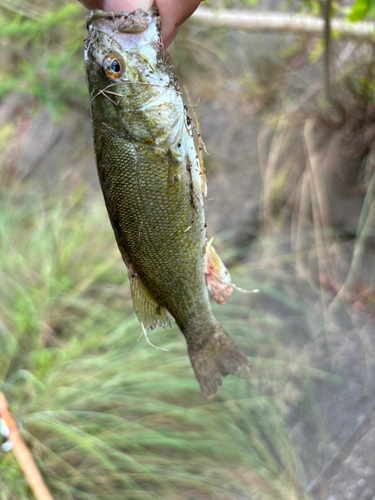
[102,0,153,12]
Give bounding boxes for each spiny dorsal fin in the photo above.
[183,86,207,199]
[195,115,207,199]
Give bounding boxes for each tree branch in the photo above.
[191,7,375,42]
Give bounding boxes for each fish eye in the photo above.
[102,54,125,80]
[110,60,121,72]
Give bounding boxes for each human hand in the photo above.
[78,0,202,48]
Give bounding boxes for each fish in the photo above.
[84,6,248,398]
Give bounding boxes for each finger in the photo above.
[163,27,181,50]
[78,0,202,49]
[78,0,153,12]
[157,0,202,48]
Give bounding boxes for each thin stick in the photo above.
[0,392,54,500]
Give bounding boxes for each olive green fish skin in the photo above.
[96,127,210,330]
[85,9,209,329]
[84,8,248,397]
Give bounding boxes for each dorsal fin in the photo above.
[183,86,207,198]
[205,240,233,305]
[195,116,207,199]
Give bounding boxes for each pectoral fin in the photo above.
[205,241,233,305]
[129,272,172,330]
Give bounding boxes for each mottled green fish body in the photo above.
[84,7,248,397]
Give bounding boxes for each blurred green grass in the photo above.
[0,1,308,486]
[0,171,307,499]
[0,0,87,118]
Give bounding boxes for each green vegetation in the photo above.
[0,1,87,117]
[349,0,375,20]
[0,3,307,499]
[1,0,374,498]
[0,147,308,499]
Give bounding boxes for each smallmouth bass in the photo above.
[84,6,248,397]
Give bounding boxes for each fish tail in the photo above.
[185,320,248,398]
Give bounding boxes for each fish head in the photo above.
[84,8,184,149]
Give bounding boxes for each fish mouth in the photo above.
[86,6,158,34]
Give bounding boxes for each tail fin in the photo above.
[187,321,248,398]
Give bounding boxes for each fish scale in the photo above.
[85,6,249,397]
[97,132,207,325]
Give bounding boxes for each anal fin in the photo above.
[205,240,233,305]
[129,272,172,330]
